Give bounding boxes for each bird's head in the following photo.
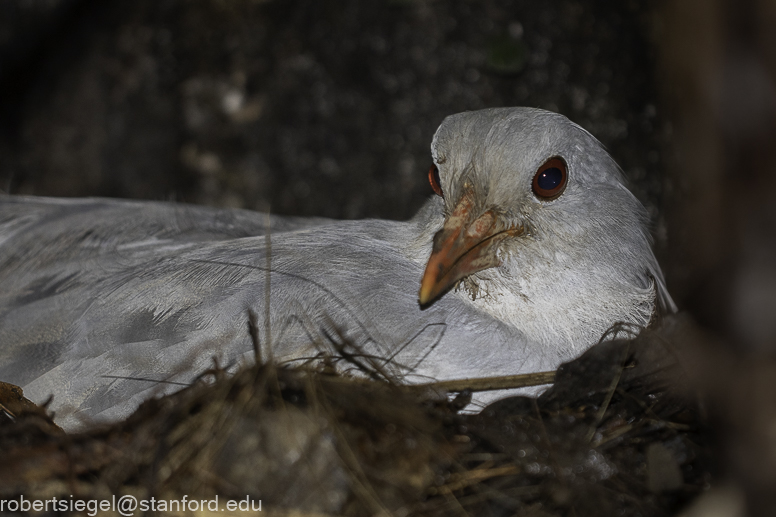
[417,107,675,347]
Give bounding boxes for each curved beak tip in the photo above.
[418,279,437,308]
[417,191,522,309]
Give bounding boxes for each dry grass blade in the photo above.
[412,371,556,393]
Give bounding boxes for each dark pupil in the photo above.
[537,167,562,191]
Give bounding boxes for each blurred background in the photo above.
[0,0,665,220]
[1,0,776,513]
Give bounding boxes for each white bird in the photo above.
[0,108,675,429]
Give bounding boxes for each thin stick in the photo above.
[412,371,555,393]
[586,340,631,443]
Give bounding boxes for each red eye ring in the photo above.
[532,157,568,200]
[428,164,444,197]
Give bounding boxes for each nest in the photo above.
[0,318,711,516]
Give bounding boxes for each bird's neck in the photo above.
[454,261,657,356]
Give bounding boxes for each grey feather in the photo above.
[0,108,674,429]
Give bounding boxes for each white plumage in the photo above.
[0,107,674,429]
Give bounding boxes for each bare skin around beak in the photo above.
[418,188,524,307]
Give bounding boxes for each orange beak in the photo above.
[418,187,524,307]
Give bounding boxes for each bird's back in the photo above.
[0,196,546,429]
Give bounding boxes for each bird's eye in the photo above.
[428,164,444,197]
[532,157,568,200]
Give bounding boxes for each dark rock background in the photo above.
[0,0,665,224]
